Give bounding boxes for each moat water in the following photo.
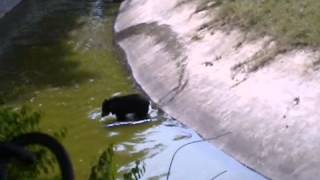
[0,0,266,179]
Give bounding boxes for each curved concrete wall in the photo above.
[0,0,22,18]
[115,0,320,179]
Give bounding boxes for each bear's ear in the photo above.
[102,99,110,106]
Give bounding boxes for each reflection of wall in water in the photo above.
[0,0,23,18]
[0,0,73,58]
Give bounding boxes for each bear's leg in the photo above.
[136,112,148,120]
[115,113,127,121]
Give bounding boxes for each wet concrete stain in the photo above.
[116,22,189,105]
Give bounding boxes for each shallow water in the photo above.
[0,0,266,179]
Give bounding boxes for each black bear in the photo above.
[101,94,149,121]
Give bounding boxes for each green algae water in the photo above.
[0,1,267,179]
[0,0,137,178]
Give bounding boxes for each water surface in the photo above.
[0,0,266,179]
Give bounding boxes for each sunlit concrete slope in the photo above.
[115,0,320,179]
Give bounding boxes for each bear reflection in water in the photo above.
[101,94,150,121]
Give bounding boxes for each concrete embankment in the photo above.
[115,0,320,179]
[0,0,22,18]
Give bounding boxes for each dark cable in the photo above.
[10,132,74,180]
[166,131,232,180]
[0,143,36,180]
[0,143,36,164]
[211,170,227,180]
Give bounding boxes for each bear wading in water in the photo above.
[101,94,149,121]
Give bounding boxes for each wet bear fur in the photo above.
[101,94,149,121]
